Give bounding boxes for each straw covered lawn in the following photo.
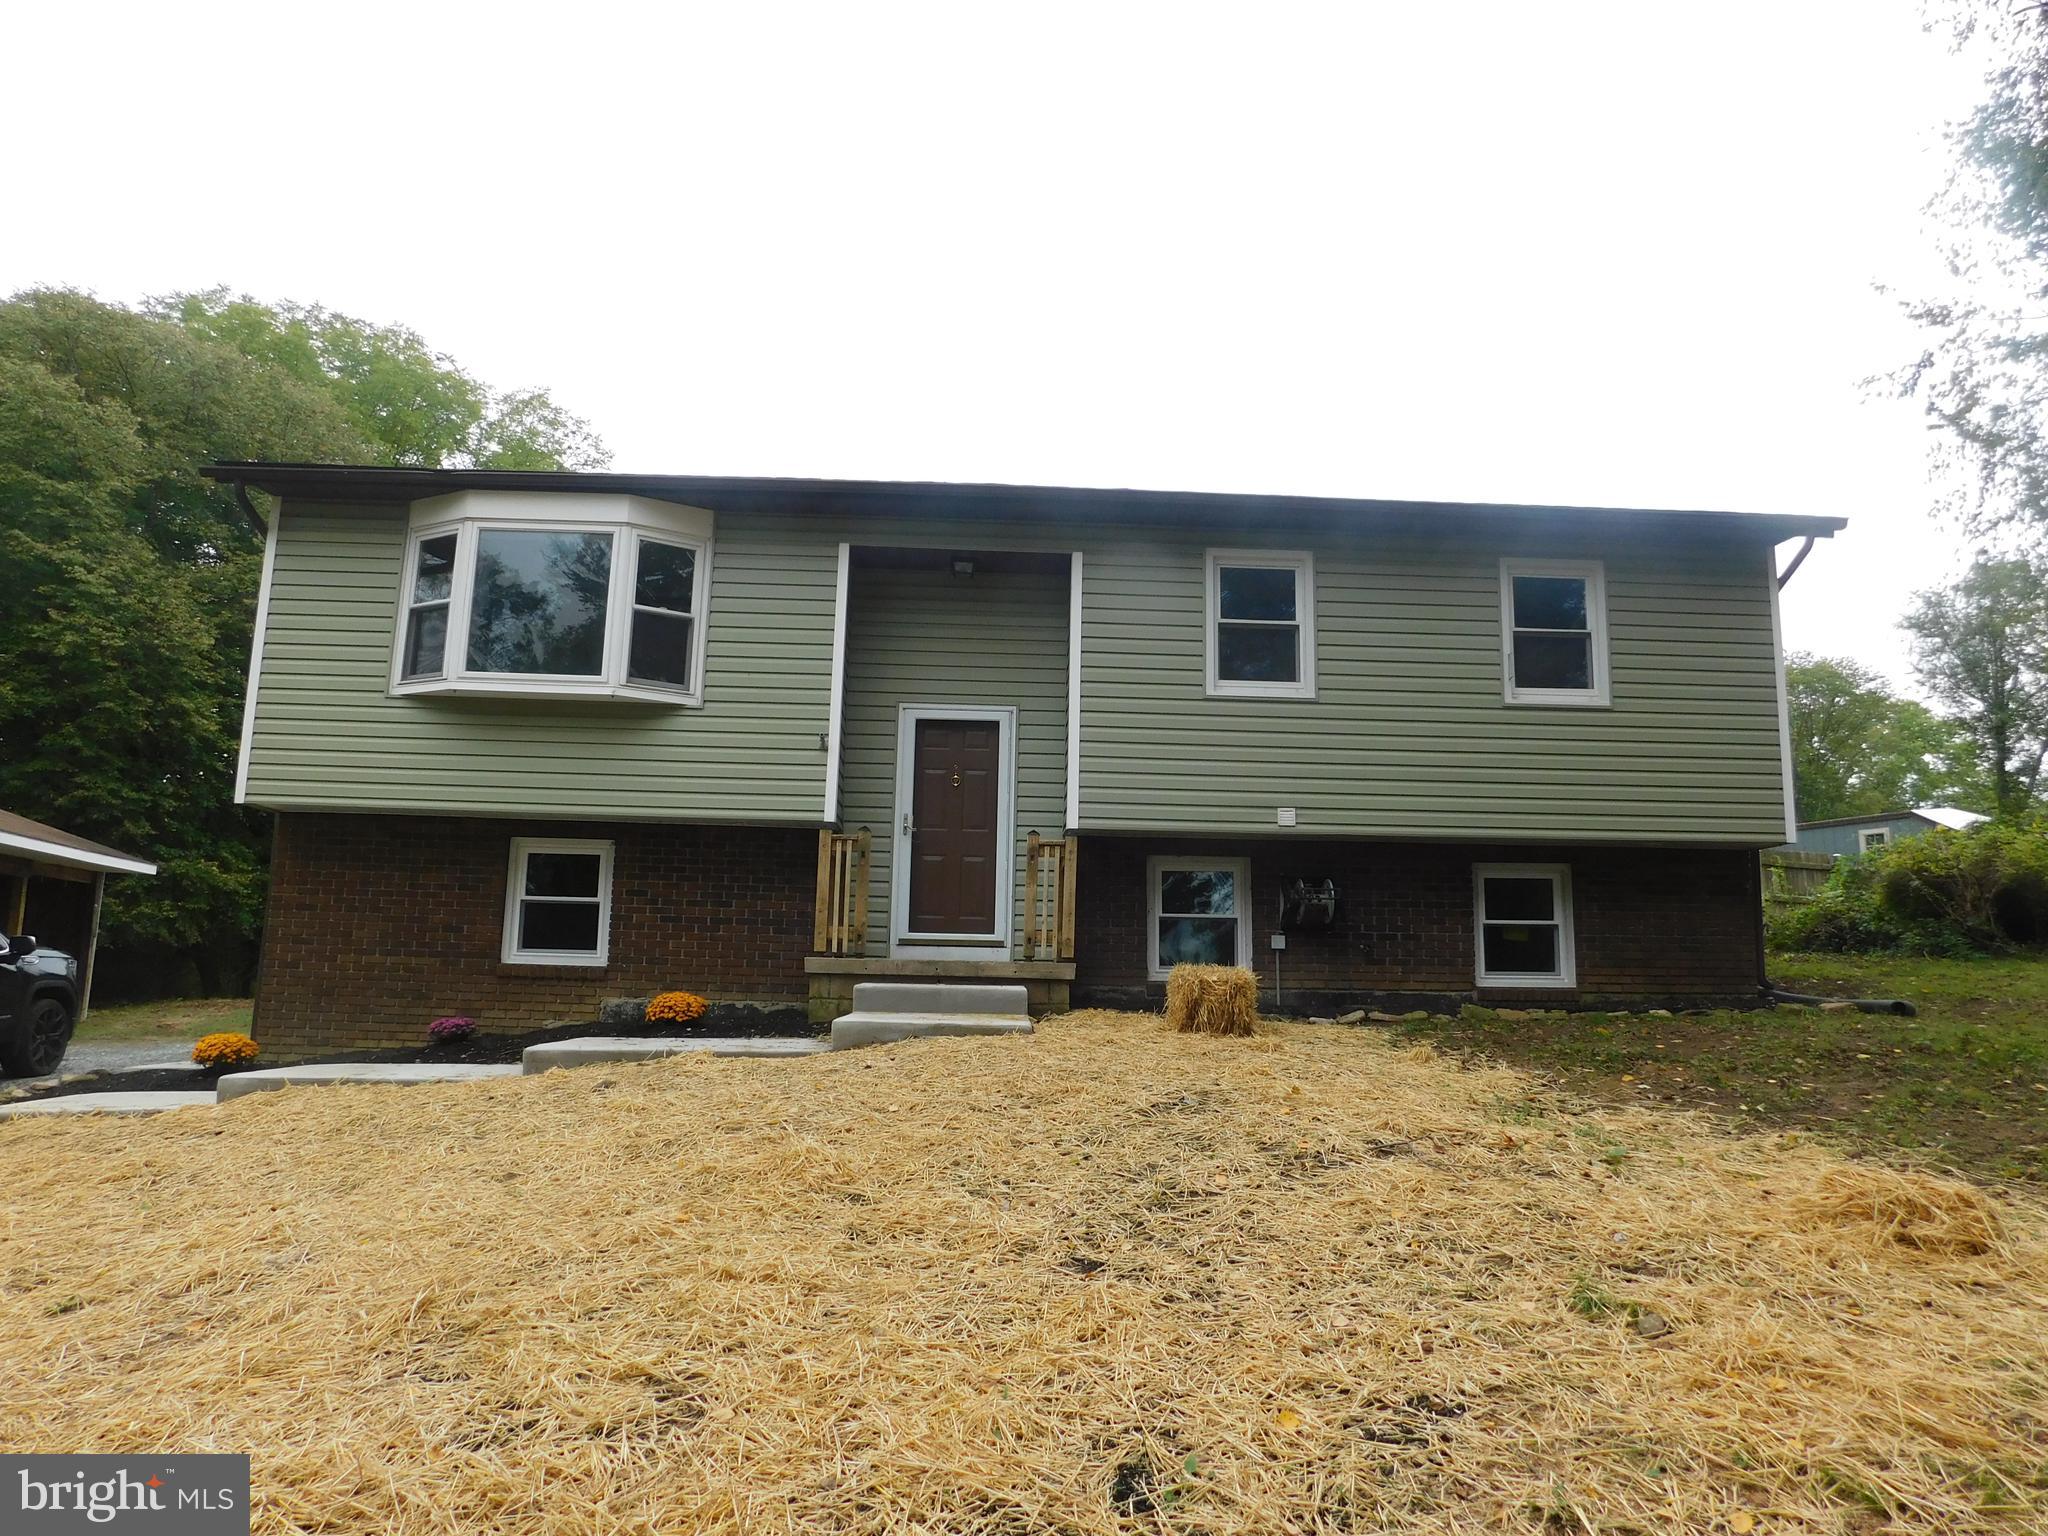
[2,1011,2045,1534]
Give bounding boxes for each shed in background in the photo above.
[1786,806,1990,859]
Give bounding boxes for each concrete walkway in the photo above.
[523,1036,831,1072]
[0,1091,215,1118]
[217,1063,523,1101]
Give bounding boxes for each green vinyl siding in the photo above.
[243,497,1792,847]
[244,502,836,819]
[837,562,1070,955]
[1076,532,1789,842]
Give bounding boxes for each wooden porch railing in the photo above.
[814,828,872,956]
[1025,833,1078,960]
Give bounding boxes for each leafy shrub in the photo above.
[1767,856,1906,953]
[645,990,708,1025]
[192,1032,260,1071]
[428,1015,477,1044]
[1770,818,2048,956]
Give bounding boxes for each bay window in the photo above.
[392,493,712,703]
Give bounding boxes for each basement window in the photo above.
[1205,550,1316,699]
[391,493,712,704]
[1148,856,1251,979]
[503,838,613,966]
[1499,558,1608,706]
[1473,864,1575,988]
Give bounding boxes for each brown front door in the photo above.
[907,717,1000,935]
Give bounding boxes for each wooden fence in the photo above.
[1025,834,1078,960]
[813,828,871,956]
[1760,849,1833,915]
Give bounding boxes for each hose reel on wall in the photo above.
[1278,878,1337,930]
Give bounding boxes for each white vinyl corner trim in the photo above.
[234,509,280,806]
[1066,550,1083,832]
[1767,545,1797,842]
[824,541,852,823]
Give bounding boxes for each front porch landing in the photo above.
[803,956,1075,1023]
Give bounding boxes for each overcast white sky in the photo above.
[1,2,1997,685]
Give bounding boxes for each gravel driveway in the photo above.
[5,1038,203,1092]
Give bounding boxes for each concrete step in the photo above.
[851,981,1029,1015]
[829,982,1034,1050]
[0,1090,216,1118]
[522,1036,832,1074]
[830,1011,1034,1049]
[216,1063,523,1101]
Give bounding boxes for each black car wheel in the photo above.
[2,995,73,1078]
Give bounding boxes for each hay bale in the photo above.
[1165,963,1259,1036]
[1788,1164,2002,1257]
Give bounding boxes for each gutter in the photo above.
[1776,534,1816,589]
[228,479,268,538]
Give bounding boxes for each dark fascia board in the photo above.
[200,462,1849,542]
[1794,810,1927,831]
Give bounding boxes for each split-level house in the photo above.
[205,464,1842,1056]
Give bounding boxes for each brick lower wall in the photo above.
[1072,835,1764,1011]
[254,813,815,1057]
[256,815,1767,1055]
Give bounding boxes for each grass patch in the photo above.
[74,996,251,1044]
[0,1010,2042,1533]
[1391,955,2048,1182]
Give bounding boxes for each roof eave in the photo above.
[200,463,1849,542]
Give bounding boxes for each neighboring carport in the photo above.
[0,809,156,1020]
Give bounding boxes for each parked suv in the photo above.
[0,933,79,1077]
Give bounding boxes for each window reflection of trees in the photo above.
[466,531,613,675]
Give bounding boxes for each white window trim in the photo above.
[1857,827,1891,853]
[388,496,714,707]
[1147,854,1252,980]
[1473,863,1576,988]
[1204,549,1317,700]
[502,837,614,967]
[1499,557,1609,708]
[889,704,1017,958]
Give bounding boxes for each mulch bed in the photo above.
[13,1004,819,1104]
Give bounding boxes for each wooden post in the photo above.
[850,829,871,956]
[1058,837,1078,960]
[78,871,105,1023]
[3,873,24,935]
[1025,833,1044,957]
[813,829,833,952]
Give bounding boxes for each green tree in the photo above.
[1902,555,2048,813]
[0,288,608,995]
[1786,653,1986,822]
[149,289,610,471]
[1898,6,2048,535]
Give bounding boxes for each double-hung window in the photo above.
[393,494,713,704]
[503,838,614,965]
[1205,550,1315,698]
[1148,856,1251,978]
[400,533,457,681]
[1473,864,1575,987]
[1500,558,1608,706]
